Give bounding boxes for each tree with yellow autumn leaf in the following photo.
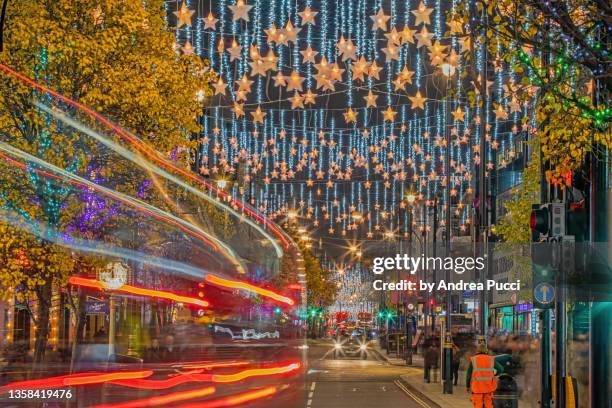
[0,0,214,363]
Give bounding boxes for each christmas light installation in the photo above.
[165,0,538,243]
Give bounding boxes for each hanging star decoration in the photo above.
[229,0,253,22]
[176,0,539,241]
[409,90,427,109]
[299,7,318,25]
[174,2,195,28]
[412,2,433,26]
[370,8,390,31]
[251,106,266,123]
[204,12,218,30]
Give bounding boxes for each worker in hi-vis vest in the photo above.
[466,344,504,408]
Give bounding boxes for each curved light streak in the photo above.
[0,60,288,252]
[92,387,216,408]
[33,100,284,258]
[173,386,278,408]
[90,362,298,390]
[68,277,210,308]
[205,275,295,306]
[210,362,301,383]
[0,208,294,307]
[0,371,153,394]
[0,142,247,273]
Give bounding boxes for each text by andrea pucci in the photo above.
[371,254,522,292]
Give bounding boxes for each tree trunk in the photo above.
[69,289,87,373]
[33,278,52,367]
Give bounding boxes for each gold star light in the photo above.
[173,2,194,28]
[304,90,316,105]
[182,40,195,55]
[364,90,378,108]
[236,74,254,93]
[368,61,383,80]
[343,108,358,123]
[229,0,253,22]
[227,39,242,61]
[203,12,218,30]
[370,8,390,31]
[281,21,301,45]
[409,91,427,109]
[233,103,245,118]
[400,26,416,44]
[494,104,509,120]
[398,66,415,84]
[263,49,278,71]
[427,41,448,66]
[415,26,434,48]
[383,106,397,122]
[265,23,280,43]
[412,2,433,26]
[286,70,305,92]
[273,72,286,87]
[251,106,266,124]
[298,7,318,25]
[351,57,370,82]
[385,27,402,46]
[249,57,268,77]
[337,37,357,61]
[382,43,400,62]
[300,47,319,63]
[213,78,228,95]
[451,107,465,121]
[447,18,463,34]
[291,93,305,109]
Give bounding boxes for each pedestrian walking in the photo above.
[452,342,461,385]
[466,343,504,408]
[424,340,439,383]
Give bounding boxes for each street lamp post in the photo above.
[405,192,416,365]
[441,64,454,394]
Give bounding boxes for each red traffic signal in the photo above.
[530,205,549,234]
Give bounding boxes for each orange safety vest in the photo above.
[470,354,497,393]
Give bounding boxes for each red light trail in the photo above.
[211,362,301,383]
[68,277,210,308]
[110,361,300,390]
[92,386,216,408]
[205,275,295,306]
[171,386,278,408]
[0,371,153,394]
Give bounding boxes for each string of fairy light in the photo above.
[165,0,541,241]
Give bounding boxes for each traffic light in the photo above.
[530,203,566,241]
[273,307,282,315]
[566,200,587,242]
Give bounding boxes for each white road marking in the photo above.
[306,381,316,407]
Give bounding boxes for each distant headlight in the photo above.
[334,343,342,350]
[359,344,367,351]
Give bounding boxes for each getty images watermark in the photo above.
[370,254,521,292]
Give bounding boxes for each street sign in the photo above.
[534,282,555,306]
